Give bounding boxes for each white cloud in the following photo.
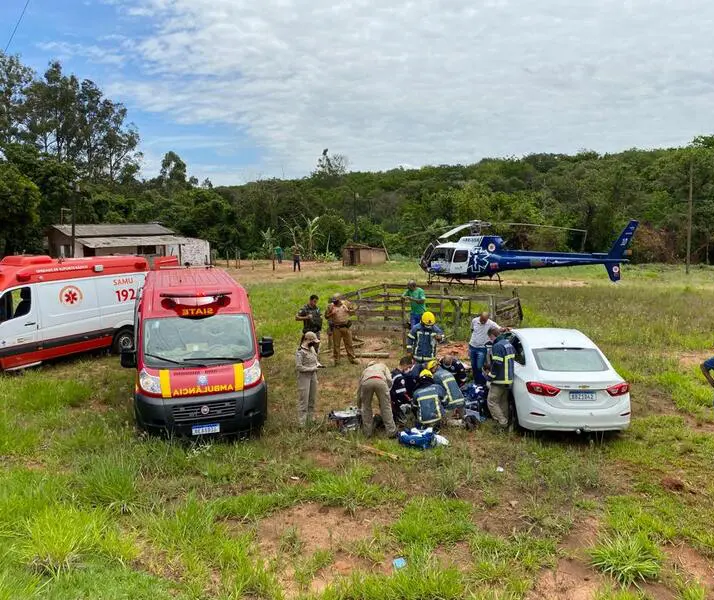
[104,0,714,177]
[37,41,127,67]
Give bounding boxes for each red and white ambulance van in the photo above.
[0,254,176,371]
[120,266,274,436]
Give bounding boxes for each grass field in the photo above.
[1,259,714,599]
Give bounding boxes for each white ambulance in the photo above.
[0,254,176,371]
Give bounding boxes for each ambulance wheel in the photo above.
[113,328,134,354]
[133,404,147,432]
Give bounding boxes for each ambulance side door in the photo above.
[97,273,146,330]
[37,279,102,344]
[0,285,40,358]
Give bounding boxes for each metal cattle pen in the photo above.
[342,283,522,347]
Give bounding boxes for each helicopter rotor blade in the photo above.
[491,222,587,234]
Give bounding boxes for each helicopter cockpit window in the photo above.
[429,248,454,263]
[452,250,469,263]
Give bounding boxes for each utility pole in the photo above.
[353,191,359,242]
[70,182,81,258]
[70,192,77,258]
[686,156,693,275]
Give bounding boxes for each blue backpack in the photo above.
[398,427,436,449]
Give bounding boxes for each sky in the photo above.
[2,0,714,185]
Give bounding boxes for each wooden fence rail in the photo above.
[343,283,523,346]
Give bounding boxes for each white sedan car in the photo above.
[506,328,631,432]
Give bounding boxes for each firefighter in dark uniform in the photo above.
[390,356,416,425]
[428,359,465,411]
[406,311,443,365]
[412,369,446,429]
[485,327,516,428]
[440,354,468,387]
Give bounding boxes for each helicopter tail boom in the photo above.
[601,220,638,282]
[607,220,639,261]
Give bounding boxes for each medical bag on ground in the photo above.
[328,407,361,433]
[398,427,436,449]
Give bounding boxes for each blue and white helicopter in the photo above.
[420,219,639,285]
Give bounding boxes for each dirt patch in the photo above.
[527,557,603,600]
[632,386,714,433]
[438,342,471,361]
[305,450,341,469]
[507,278,589,288]
[661,476,687,493]
[352,336,399,358]
[561,516,600,553]
[256,502,391,557]
[220,260,364,284]
[679,351,711,370]
[666,544,714,589]
[251,503,394,599]
[433,541,472,570]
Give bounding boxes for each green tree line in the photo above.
[2,50,714,263]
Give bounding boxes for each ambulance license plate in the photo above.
[569,391,596,401]
[192,423,220,435]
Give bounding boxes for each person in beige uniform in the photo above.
[295,331,320,426]
[358,361,397,437]
[325,294,358,365]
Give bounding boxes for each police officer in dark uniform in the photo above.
[296,295,323,351]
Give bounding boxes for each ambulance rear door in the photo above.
[96,272,146,330]
[0,284,41,369]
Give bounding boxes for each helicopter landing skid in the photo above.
[427,273,503,290]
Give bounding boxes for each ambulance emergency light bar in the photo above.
[160,291,232,316]
[159,291,233,298]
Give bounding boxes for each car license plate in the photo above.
[569,391,596,401]
[192,423,220,435]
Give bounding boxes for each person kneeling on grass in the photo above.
[427,359,465,412]
[358,361,397,438]
[390,356,416,425]
[412,369,445,429]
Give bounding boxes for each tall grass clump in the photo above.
[19,505,134,577]
[589,532,663,586]
[391,497,474,548]
[149,493,217,551]
[78,453,140,514]
[306,466,396,513]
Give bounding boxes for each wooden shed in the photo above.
[342,243,387,266]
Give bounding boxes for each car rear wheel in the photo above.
[112,327,134,354]
[508,393,521,433]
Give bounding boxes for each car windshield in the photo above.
[533,348,607,372]
[143,314,255,367]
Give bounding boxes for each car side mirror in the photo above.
[259,336,274,358]
[120,349,137,369]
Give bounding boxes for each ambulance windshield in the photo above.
[143,314,255,367]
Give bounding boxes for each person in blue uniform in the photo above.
[406,311,443,365]
[439,354,468,387]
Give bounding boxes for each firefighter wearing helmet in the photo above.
[406,310,443,365]
[427,358,465,411]
[412,368,445,428]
